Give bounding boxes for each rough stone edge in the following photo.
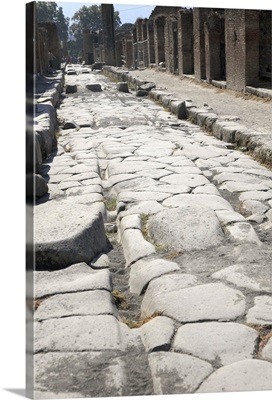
[102,66,272,167]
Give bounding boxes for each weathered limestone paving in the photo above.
[33,64,272,398]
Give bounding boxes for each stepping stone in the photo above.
[117,82,129,92]
[141,280,246,322]
[86,84,102,92]
[34,201,109,269]
[173,322,258,366]
[148,352,213,394]
[197,359,272,393]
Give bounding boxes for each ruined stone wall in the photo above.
[259,10,272,78]
[154,16,166,64]
[38,22,61,70]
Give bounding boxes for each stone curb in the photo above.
[103,66,272,167]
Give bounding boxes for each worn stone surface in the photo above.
[162,193,233,210]
[121,228,156,267]
[197,359,272,392]
[141,281,246,322]
[148,205,224,252]
[173,322,258,366]
[140,316,175,352]
[148,352,213,394]
[34,315,139,353]
[246,296,272,325]
[212,263,272,293]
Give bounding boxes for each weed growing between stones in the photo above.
[248,324,272,357]
[103,197,117,211]
[122,312,162,329]
[140,213,150,241]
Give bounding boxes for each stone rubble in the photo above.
[33,64,272,398]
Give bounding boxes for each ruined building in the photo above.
[83,5,271,93]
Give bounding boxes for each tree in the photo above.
[36,1,69,43]
[69,4,122,56]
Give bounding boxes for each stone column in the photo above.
[178,9,194,75]
[225,9,260,91]
[193,8,210,81]
[154,16,166,65]
[101,3,116,66]
[147,20,155,65]
[83,29,94,65]
[204,13,223,83]
[124,33,133,68]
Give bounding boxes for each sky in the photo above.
[56,0,272,25]
[57,2,157,24]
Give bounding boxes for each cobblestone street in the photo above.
[32,65,272,398]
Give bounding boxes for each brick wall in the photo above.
[204,13,223,82]
[225,9,259,91]
[178,9,194,75]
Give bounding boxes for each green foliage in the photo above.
[68,4,121,59]
[36,1,69,42]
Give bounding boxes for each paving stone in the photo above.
[35,201,110,268]
[148,352,213,394]
[34,263,112,298]
[224,222,261,245]
[34,315,139,353]
[119,201,164,218]
[141,281,246,322]
[242,199,269,215]
[110,177,159,195]
[197,359,272,393]
[35,290,118,321]
[246,296,272,325]
[135,169,172,179]
[220,181,270,192]
[47,174,73,183]
[149,205,224,252]
[61,164,96,174]
[62,172,99,181]
[162,193,233,211]
[140,316,175,352]
[214,172,264,185]
[90,253,110,269]
[108,160,168,176]
[165,165,202,174]
[129,257,180,295]
[173,322,258,366]
[160,173,209,187]
[117,190,172,203]
[182,143,229,160]
[121,228,156,267]
[137,184,191,194]
[212,263,272,293]
[262,337,272,362]
[215,210,246,226]
[192,183,220,195]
